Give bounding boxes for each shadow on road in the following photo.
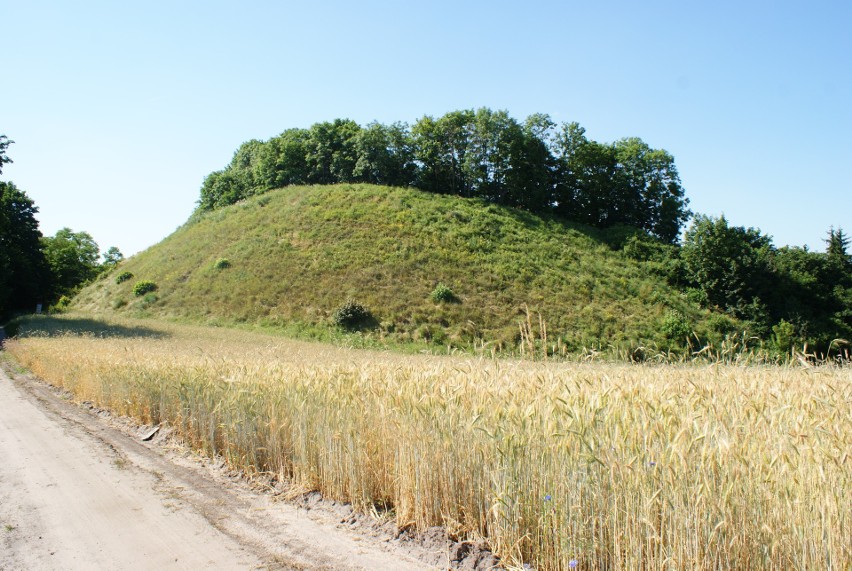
[5,316,169,341]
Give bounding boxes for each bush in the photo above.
[685,287,708,306]
[50,295,72,314]
[115,271,134,284]
[332,300,374,330]
[705,313,738,337]
[133,281,158,297]
[661,310,692,341]
[771,319,796,354]
[213,258,231,270]
[430,283,457,303]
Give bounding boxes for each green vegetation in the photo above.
[41,228,101,297]
[197,108,690,243]
[1,179,51,318]
[0,134,12,174]
[132,281,158,297]
[186,113,850,358]
[680,216,852,353]
[115,271,134,284]
[74,184,730,355]
[213,257,231,270]
[331,299,374,330]
[1,134,125,319]
[430,283,457,303]
[4,122,849,358]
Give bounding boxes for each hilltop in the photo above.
[74,184,727,354]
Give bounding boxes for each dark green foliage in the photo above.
[825,227,850,261]
[198,169,255,211]
[116,271,134,284]
[194,109,692,242]
[75,184,716,354]
[50,295,72,313]
[0,181,51,319]
[255,129,310,189]
[332,300,374,330]
[0,134,13,175]
[430,283,457,303]
[41,228,101,297]
[133,281,158,297]
[771,319,796,354]
[682,216,852,355]
[551,124,690,243]
[353,121,416,186]
[661,310,692,342]
[682,215,773,320]
[305,119,362,185]
[102,246,124,268]
[213,258,231,270]
[768,242,852,350]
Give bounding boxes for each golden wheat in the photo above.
[6,316,850,570]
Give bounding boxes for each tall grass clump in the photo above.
[6,314,851,570]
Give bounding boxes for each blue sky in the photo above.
[2,1,850,256]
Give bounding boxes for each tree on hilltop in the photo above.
[0,134,13,175]
[193,110,694,242]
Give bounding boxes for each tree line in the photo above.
[681,218,850,354]
[198,108,691,243]
[1,135,121,320]
[627,216,851,355]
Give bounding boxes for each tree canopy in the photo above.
[0,134,13,175]
[681,215,852,351]
[197,108,691,242]
[0,180,51,318]
[41,228,101,297]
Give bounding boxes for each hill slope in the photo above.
[75,184,723,353]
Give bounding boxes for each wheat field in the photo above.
[5,316,850,570]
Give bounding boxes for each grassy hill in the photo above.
[74,184,730,355]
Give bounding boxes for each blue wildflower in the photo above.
[569,559,579,568]
[544,494,552,502]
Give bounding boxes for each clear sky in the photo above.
[2,1,850,256]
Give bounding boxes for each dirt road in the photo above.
[0,366,445,570]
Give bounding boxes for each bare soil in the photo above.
[0,363,499,570]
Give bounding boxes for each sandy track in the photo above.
[0,366,443,570]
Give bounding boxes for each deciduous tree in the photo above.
[681,215,773,323]
[0,134,13,175]
[0,181,50,317]
[41,228,101,297]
